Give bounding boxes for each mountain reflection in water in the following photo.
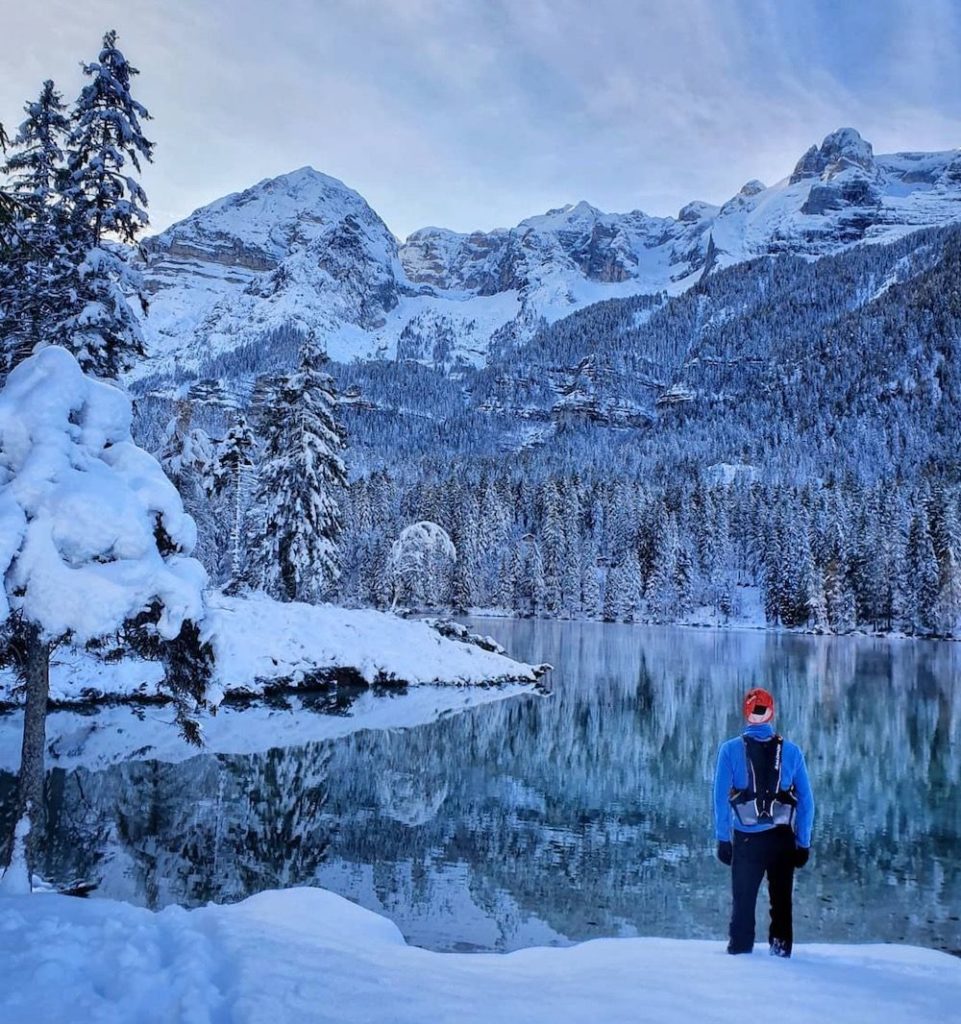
[2,620,959,954]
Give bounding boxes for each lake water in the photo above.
[2,620,960,954]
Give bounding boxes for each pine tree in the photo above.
[580,540,601,618]
[253,339,347,603]
[214,415,257,589]
[928,484,961,634]
[497,550,517,610]
[0,81,71,372]
[823,499,856,632]
[67,30,153,246]
[621,551,644,622]
[906,506,940,635]
[159,402,217,570]
[55,30,154,377]
[0,347,209,887]
[645,507,678,623]
[451,498,480,612]
[602,562,626,622]
[761,502,785,625]
[541,481,564,614]
[526,540,547,616]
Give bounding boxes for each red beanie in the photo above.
[743,687,775,724]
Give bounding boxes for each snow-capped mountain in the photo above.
[139,168,408,374]
[137,129,961,379]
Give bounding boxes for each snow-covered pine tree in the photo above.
[823,498,856,633]
[906,506,940,635]
[159,402,217,571]
[67,30,153,246]
[497,549,518,610]
[451,496,480,612]
[602,560,625,622]
[0,123,22,249]
[927,483,961,634]
[0,347,209,890]
[0,80,71,373]
[252,339,347,603]
[645,507,679,624]
[560,482,583,618]
[525,539,547,616]
[213,415,257,590]
[581,539,601,618]
[56,30,154,377]
[541,481,564,614]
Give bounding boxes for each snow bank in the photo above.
[0,592,540,706]
[0,886,958,1024]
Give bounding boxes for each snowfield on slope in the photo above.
[0,591,540,706]
[0,886,958,1024]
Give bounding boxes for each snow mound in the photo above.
[207,591,537,692]
[0,886,958,1024]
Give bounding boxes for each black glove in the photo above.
[794,846,810,869]
[716,840,733,866]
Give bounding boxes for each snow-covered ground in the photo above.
[0,592,540,706]
[0,886,958,1024]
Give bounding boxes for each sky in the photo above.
[3,0,961,240]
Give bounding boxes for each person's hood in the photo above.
[743,723,776,741]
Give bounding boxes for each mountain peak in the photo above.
[261,165,350,191]
[791,127,876,184]
[149,163,387,264]
[521,201,604,232]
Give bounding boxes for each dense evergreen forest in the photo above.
[135,222,961,637]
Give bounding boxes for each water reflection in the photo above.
[1,620,959,953]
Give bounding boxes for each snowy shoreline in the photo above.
[1,886,959,1024]
[0,592,545,710]
[465,602,960,644]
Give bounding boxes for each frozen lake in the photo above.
[2,619,959,954]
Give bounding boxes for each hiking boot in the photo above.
[769,939,792,958]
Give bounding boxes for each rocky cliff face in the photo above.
[136,130,961,380]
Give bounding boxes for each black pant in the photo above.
[728,825,795,954]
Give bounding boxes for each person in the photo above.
[712,687,814,957]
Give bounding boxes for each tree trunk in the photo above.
[2,626,50,888]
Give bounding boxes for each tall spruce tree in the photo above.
[57,30,154,377]
[214,414,257,589]
[254,338,347,603]
[906,507,940,635]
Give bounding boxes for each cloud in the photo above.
[1,0,959,238]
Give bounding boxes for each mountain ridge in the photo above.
[136,128,961,381]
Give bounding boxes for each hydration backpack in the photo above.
[729,735,798,828]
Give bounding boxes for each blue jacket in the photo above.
[713,723,815,848]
